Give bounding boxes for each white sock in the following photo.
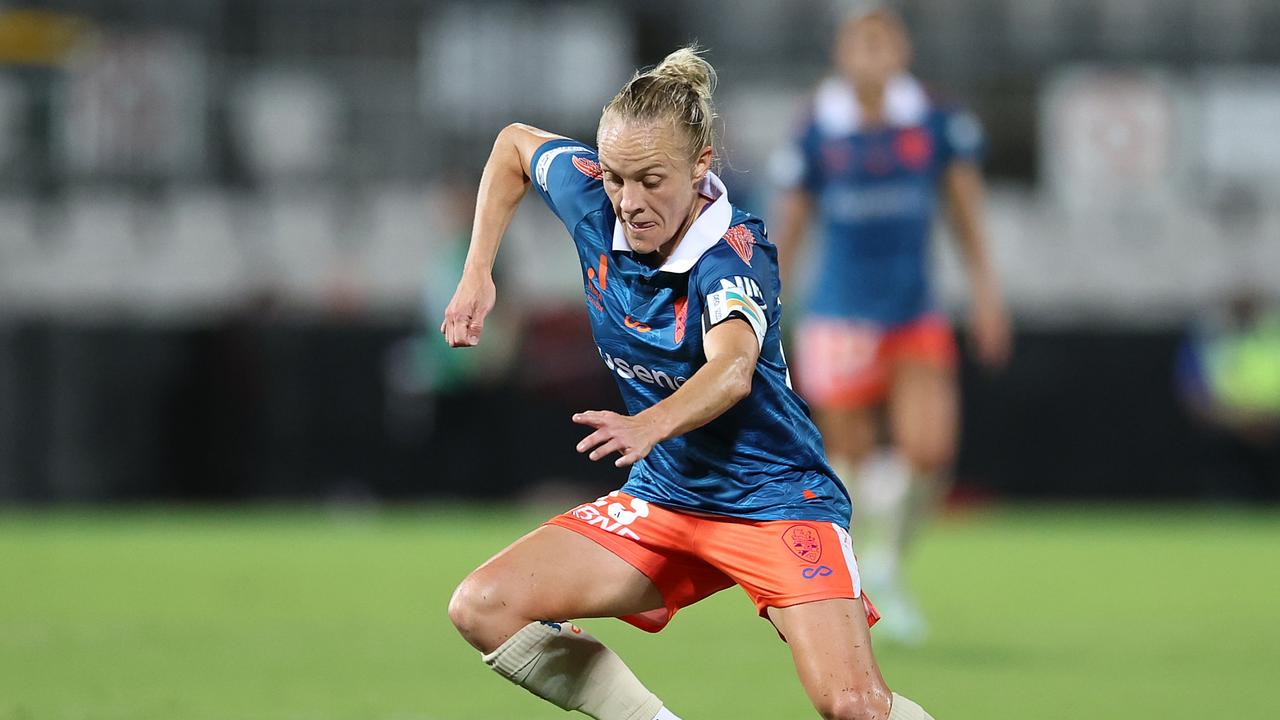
[846,449,910,589]
[652,708,682,720]
[890,692,936,719]
[896,467,944,569]
[483,620,664,720]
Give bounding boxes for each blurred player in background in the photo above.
[443,47,939,720]
[1176,292,1280,499]
[772,6,1010,644]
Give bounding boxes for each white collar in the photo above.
[814,73,929,136]
[611,171,732,274]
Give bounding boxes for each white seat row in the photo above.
[0,186,452,319]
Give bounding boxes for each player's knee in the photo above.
[814,688,892,720]
[827,434,875,469]
[446,577,481,638]
[448,572,516,649]
[817,412,876,464]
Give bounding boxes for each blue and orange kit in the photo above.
[530,138,850,526]
[777,75,985,325]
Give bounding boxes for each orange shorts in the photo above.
[546,491,879,635]
[794,313,957,410]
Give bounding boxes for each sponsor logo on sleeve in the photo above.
[720,276,764,307]
[535,144,591,192]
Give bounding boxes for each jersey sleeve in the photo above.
[694,227,773,350]
[936,107,986,168]
[770,118,823,194]
[529,138,609,234]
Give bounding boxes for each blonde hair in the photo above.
[602,46,718,165]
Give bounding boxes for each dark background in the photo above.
[1,0,1278,504]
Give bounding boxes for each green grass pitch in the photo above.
[1,504,1276,719]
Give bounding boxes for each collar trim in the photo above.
[814,74,929,136]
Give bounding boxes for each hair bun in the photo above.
[602,45,719,164]
[652,46,717,102]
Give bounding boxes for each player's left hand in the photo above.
[572,410,663,468]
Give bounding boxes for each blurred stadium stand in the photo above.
[0,0,1277,502]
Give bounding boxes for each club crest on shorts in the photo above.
[783,525,822,563]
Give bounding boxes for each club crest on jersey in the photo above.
[572,155,603,180]
[723,224,755,265]
[783,525,823,563]
[894,127,932,170]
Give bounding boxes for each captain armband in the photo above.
[702,286,767,348]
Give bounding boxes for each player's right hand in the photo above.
[440,273,496,347]
[969,287,1011,369]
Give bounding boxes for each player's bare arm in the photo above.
[440,123,564,348]
[943,161,1011,368]
[772,187,816,295]
[574,317,761,467]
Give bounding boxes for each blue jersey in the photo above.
[779,75,984,325]
[530,138,850,526]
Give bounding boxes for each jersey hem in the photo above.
[622,485,850,529]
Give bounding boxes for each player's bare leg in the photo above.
[889,361,957,483]
[815,406,878,489]
[887,361,957,562]
[450,524,662,650]
[875,361,957,643]
[449,524,681,720]
[814,405,914,630]
[769,599,935,719]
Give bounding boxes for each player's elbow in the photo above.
[498,123,553,170]
[492,124,532,172]
[498,122,531,143]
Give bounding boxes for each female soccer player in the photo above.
[772,8,1010,643]
[442,47,938,720]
